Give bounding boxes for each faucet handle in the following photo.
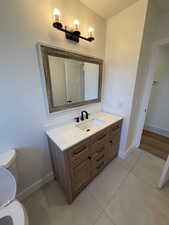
[74,117,80,123]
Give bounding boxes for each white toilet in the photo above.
[0,150,29,225]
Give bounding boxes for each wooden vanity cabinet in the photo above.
[90,128,108,177]
[106,121,122,162]
[48,119,122,203]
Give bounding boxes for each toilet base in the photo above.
[0,200,29,225]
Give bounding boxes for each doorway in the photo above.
[140,44,169,160]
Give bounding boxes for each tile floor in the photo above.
[23,149,169,225]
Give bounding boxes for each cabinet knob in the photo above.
[88,156,92,160]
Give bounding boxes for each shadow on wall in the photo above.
[16,141,52,194]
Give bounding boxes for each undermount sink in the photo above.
[76,119,105,132]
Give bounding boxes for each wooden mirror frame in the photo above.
[40,45,103,113]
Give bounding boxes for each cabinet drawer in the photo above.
[71,160,90,194]
[92,160,105,177]
[112,121,122,129]
[112,123,121,131]
[91,129,108,155]
[69,140,89,168]
[92,141,106,156]
[109,122,122,139]
[91,128,108,143]
[91,152,106,177]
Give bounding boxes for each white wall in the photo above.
[0,0,106,194]
[127,0,169,148]
[145,46,169,135]
[155,11,169,42]
[102,0,148,156]
[126,0,160,149]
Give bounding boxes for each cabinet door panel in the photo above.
[107,124,121,162]
[110,124,121,140]
[71,160,90,195]
[106,141,118,162]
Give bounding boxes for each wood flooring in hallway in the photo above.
[140,130,169,160]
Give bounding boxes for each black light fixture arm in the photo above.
[53,22,95,43]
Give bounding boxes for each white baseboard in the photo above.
[119,145,136,159]
[144,124,169,138]
[17,145,138,201]
[17,172,54,201]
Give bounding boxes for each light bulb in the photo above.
[88,27,94,38]
[53,8,61,16]
[73,19,80,31]
[73,19,80,26]
[53,8,61,22]
[88,27,94,33]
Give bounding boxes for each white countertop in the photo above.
[46,112,122,151]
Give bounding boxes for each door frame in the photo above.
[134,37,169,147]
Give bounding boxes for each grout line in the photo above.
[127,151,144,174]
[86,189,105,225]
[104,159,135,211]
[92,210,116,225]
[130,152,164,191]
[88,190,105,210]
[130,172,155,191]
[131,167,160,191]
[89,149,145,219]
[104,210,117,225]
[89,155,138,215]
[111,167,131,197]
[92,211,105,225]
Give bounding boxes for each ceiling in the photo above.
[80,0,139,19]
[80,0,169,19]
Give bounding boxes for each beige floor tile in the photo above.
[106,173,169,225]
[23,181,102,225]
[118,148,143,171]
[94,212,115,225]
[23,189,52,225]
[87,159,129,209]
[132,151,165,188]
[23,149,169,225]
[159,181,169,197]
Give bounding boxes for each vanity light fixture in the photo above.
[52,8,95,43]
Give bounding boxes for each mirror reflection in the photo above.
[40,45,103,112]
[49,56,99,107]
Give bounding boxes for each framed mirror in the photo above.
[40,45,103,113]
